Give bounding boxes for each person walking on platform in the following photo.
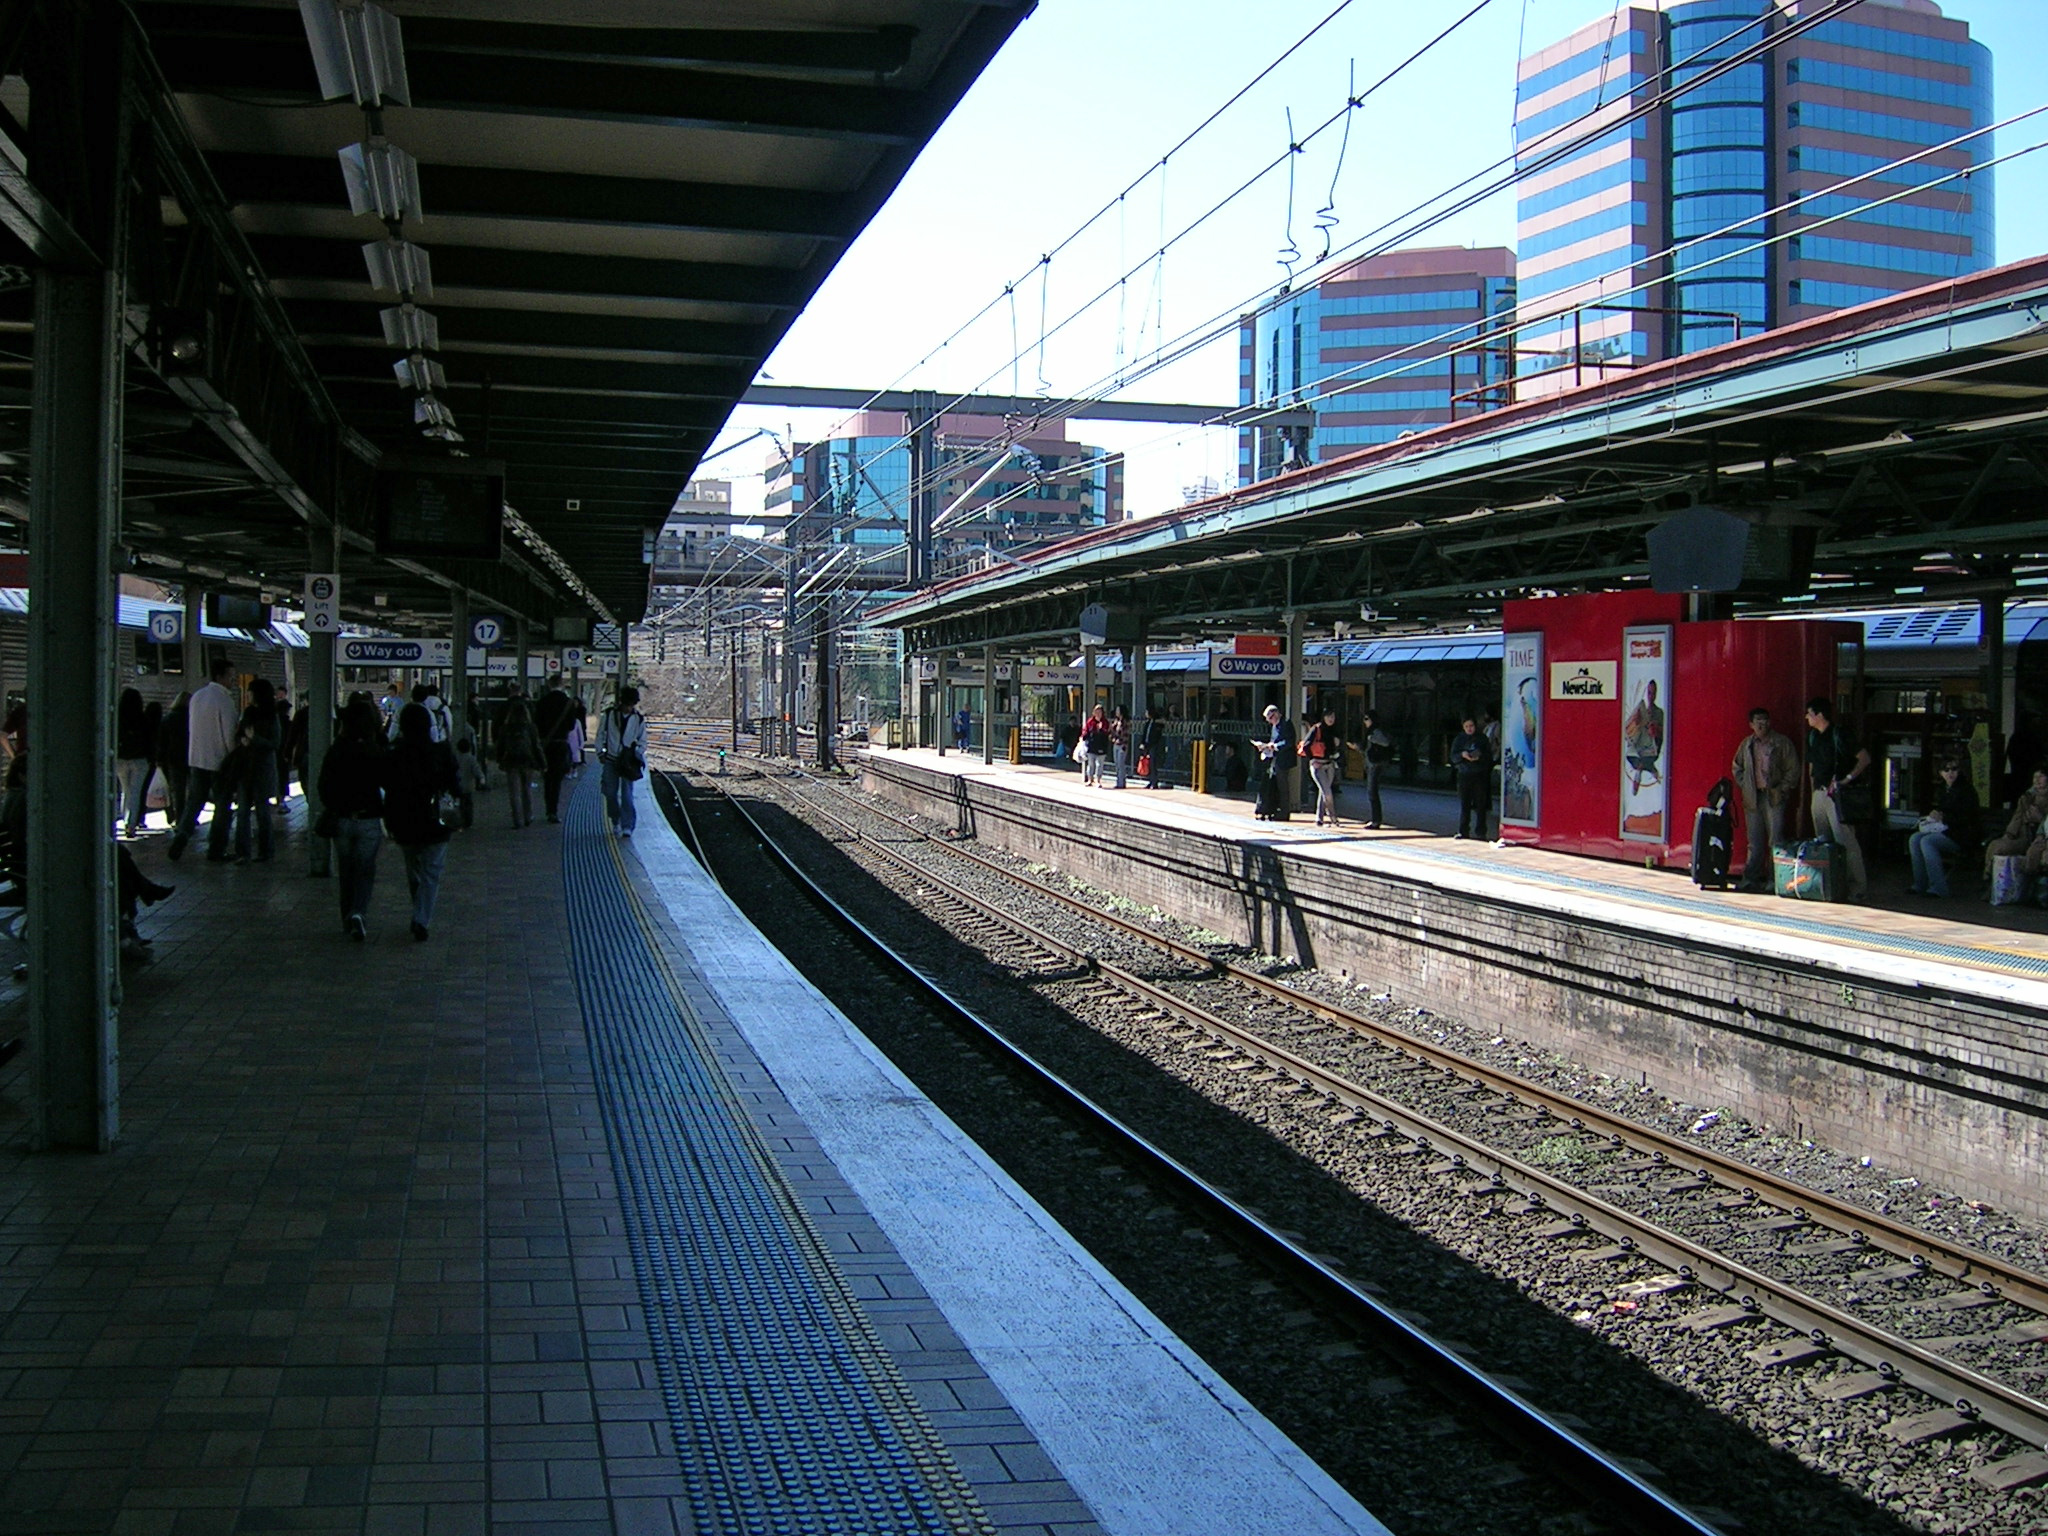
[953,705,972,753]
[1450,715,1493,840]
[1079,705,1111,786]
[1110,705,1131,789]
[1804,697,1871,901]
[318,698,387,941]
[1139,707,1165,789]
[597,686,647,837]
[384,703,460,942]
[378,680,408,737]
[1910,759,1980,898]
[115,688,152,838]
[1254,704,1297,821]
[1304,706,1346,827]
[156,692,190,837]
[533,673,578,823]
[170,657,239,863]
[496,691,541,828]
[1359,710,1392,829]
[231,678,281,863]
[1731,706,1799,891]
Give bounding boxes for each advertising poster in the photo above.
[1500,632,1543,827]
[1619,625,1673,843]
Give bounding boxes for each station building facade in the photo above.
[1514,0,1994,392]
[1236,247,1519,486]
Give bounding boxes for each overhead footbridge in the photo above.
[0,0,1033,1148]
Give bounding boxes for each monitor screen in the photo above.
[375,458,505,559]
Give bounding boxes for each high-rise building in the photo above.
[1237,247,1517,486]
[1513,0,1993,393]
[764,413,1123,583]
[649,479,737,603]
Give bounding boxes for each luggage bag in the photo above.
[1691,804,1734,889]
[1773,839,1838,901]
[1991,854,2029,907]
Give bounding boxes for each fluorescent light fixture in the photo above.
[339,141,422,221]
[413,395,456,429]
[394,354,446,391]
[379,304,438,351]
[421,425,465,443]
[361,238,432,297]
[299,0,410,108]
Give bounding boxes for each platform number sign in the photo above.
[147,610,182,644]
[470,614,505,649]
[303,574,340,634]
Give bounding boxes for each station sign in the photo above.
[303,575,340,634]
[1232,634,1282,657]
[470,613,505,649]
[146,610,182,644]
[1208,654,1338,681]
[340,636,455,668]
[601,655,620,675]
[1549,660,1617,701]
[1020,665,1082,685]
[563,646,585,670]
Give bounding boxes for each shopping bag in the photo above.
[1991,854,2029,907]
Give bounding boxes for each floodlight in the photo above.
[379,304,439,351]
[413,395,456,429]
[362,237,432,297]
[299,0,410,108]
[339,140,422,222]
[394,354,446,391]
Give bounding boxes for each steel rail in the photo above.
[655,766,1729,1536]
[646,725,2048,1317]
[646,733,2048,1453]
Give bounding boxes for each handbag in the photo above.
[436,790,464,831]
[1834,775,1875,823]
[1135,751,1152,778]
[619,746,645,783]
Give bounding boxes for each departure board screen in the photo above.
[375,458,505,559]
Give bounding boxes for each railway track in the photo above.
[646,723,2048,1488]
[653,763,1730,1536]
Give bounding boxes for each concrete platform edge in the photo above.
[624,792,1392,1536]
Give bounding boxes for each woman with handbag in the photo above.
[597,686,648,836]
[383,702,461,941]
[1303,706,1346,827]
[496,692,542,829]
[318,698,387,941]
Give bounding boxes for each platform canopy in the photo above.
[875,258,2048,651]
[0,0,1031,629]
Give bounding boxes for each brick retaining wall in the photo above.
[859,754,2048,1220]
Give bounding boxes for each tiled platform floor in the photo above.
[0,777,1100,1536]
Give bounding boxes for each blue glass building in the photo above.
[1514,0,1993,390]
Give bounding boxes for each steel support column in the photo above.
[305,524,338,878]
[514,616,530,699]
[982,642,996,765]
[448,588,470,745]
[1985,594,2008,803]
[1129,620,1149,732]
[908,389,937,588]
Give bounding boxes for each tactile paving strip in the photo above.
[561,779,996,1535]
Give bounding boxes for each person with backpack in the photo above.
[230,678,281,862]
[383,703,461,941]
[495,691,542,829]
[532,673,578,822]
[597,686,648,836]
[1303,705,1346,827]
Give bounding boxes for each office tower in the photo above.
[1237,247,1517,486]
[1514,0,1993,393]
[765,414,1123,584]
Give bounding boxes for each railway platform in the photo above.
[852,747,2048,1222]
[0,773,1385,1536]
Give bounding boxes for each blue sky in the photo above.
[712,0,2047,521]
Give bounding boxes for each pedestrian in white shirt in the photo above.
[170,657,239,862]
[597,687,647,836]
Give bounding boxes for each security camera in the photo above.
[1358,603,1379,623]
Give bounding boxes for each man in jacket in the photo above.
[1450,715,1492,840]
[1805,697,1872,901]
[170,657,239,862]
[1731,706,1799,891]
[532,674,578,823]
[1256,703,1297,820]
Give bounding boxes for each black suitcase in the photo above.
[1691,801,1734,888]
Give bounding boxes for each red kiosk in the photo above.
[1497,591,1859,870]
